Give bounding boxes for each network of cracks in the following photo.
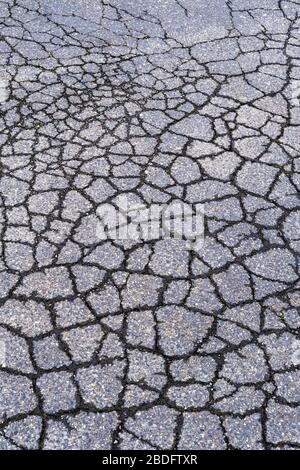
[0,0,300,450]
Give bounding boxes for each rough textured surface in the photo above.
[0,0,300,450]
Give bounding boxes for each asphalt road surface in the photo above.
[0,0,300,450]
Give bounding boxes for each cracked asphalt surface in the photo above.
[0,0,300,451]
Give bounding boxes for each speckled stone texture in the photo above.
[0,0,300,450]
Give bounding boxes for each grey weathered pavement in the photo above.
[0,0,300,450]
